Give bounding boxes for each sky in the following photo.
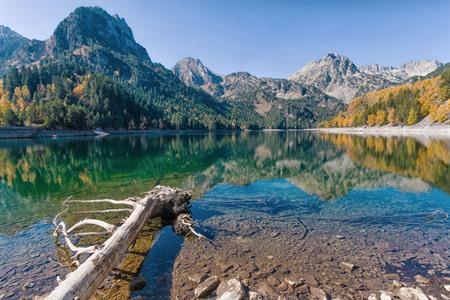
[0,0,449,78]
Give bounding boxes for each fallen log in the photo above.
[46,185,191,300]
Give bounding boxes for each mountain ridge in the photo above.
[0,6,445,130]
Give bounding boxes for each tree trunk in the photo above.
[46,186,191,300]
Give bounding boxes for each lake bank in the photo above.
[0,127,248,139]
[312,125,450,138]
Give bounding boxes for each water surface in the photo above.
[0,132,448,299]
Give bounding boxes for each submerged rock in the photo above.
[414,275,430,285]
[130,275,146,291]
[194,275,220,298]
[216,278,245,300]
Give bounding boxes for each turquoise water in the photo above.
[0,132,449,298]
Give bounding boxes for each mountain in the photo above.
[289,53,392,103]
[172,57,223,96]
[0,25,28,63]
[173,57,345,127]
[289,54,442,103]
[0,7,235,130]
[0,26,46,75]
[321,68,450,127]
[360,60,443,83]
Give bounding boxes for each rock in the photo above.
[339,262,356,273]
[194,275,220,298]
[335,235,345,240]
[414,275,430,285]
[267,275,281,286]
[368,294,378,300]
[364,278,382,290]
[393,280,404,288]
[384,273,400,280]
[303,274,319,286]
[284,275,304,288]
[276,282,288,292]
[380,291,392,300]
[444,285,450,292]
[216,278,245,300]
[130,275,146,291]
[398,287,429,300]
[297,284,309,294]
[249,291,263,300]
[256,281,279,298]
[23,282,35,290]
[188,273,208,284]
[309,286,329,300]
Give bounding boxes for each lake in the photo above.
[0,131,449,299]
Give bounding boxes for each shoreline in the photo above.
[311,125,450,138]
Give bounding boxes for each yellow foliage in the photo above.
[322,75,449,127]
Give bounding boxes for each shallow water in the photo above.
[0,132,449,299]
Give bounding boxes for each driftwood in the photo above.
[46,185,191,300]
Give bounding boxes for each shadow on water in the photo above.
[133,226,183,300]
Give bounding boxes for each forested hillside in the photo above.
[321,69,450,127]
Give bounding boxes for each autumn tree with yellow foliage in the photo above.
[321,69,450,128]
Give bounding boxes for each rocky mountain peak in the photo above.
[399,59,443,77]
[0,25,24,39]
[173,57,222,87]
[288,53,373,103]
[46,6,148,60]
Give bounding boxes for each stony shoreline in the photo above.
[166,209,450,300]
[311,125,450,138]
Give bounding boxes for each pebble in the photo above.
[267,275,281,286]
[249,291,263,300]
[284,275,304,288]
[414,275,430,285]
[380,291,392,300]
[309,286,329,300]
[339,262,356,273]
[23,282,35,289]
[216,278,245,300]
[384,273,400,280]
[303,274,319,286]
[398,287,429,300]
[194,275,220,298]
[188,273,207,284]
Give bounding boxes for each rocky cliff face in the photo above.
[45,6,148,60]
[172,57,223,96]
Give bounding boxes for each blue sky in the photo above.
[1,0,449,78]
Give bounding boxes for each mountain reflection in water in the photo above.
[0,131,449,298]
